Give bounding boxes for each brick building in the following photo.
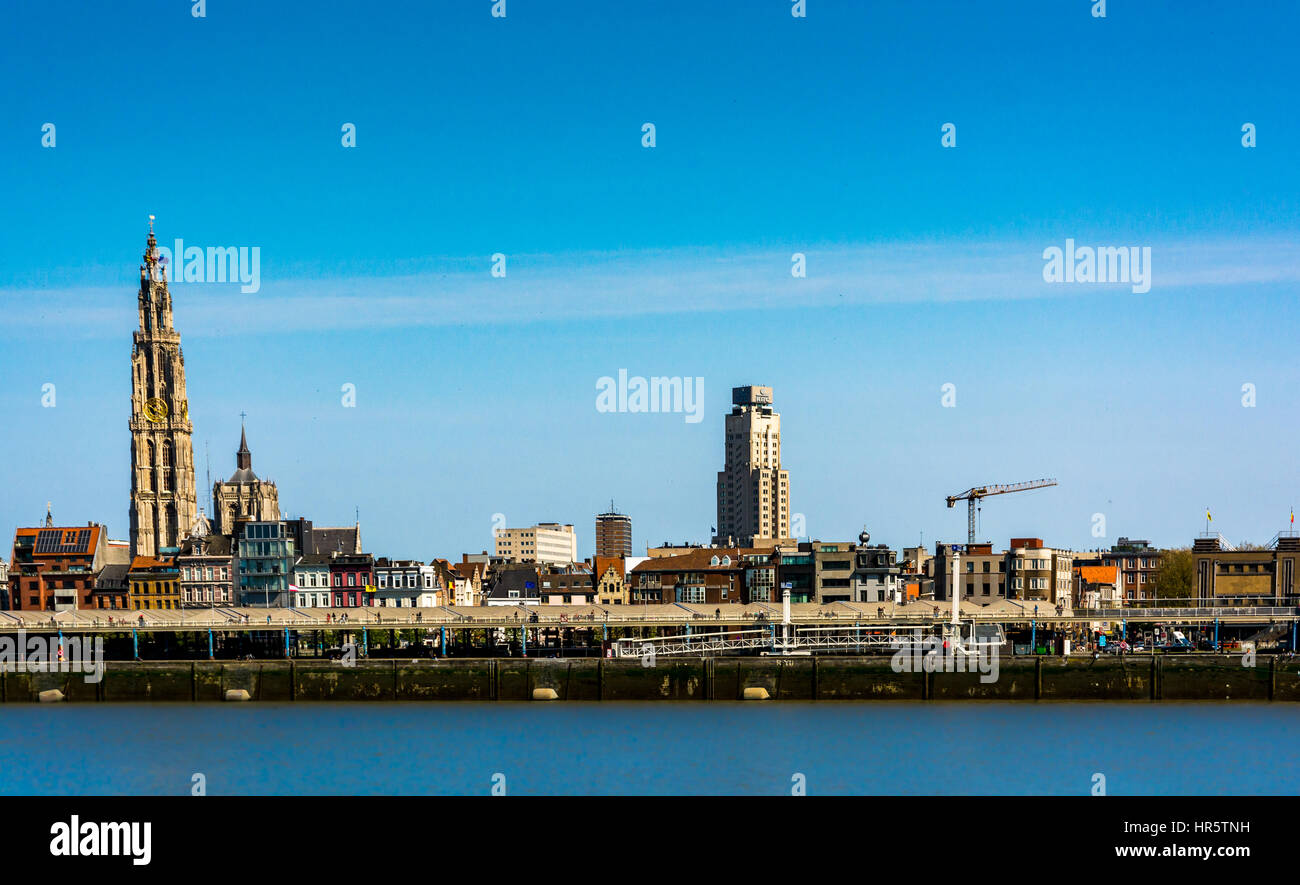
[630,548,752,605]
[329,552,375,607]
[595,508,632,558]
[7,521,109,611]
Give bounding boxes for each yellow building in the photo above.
[594,556,627,605]
[128,555,182,611]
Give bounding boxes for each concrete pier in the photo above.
[0,655,1293,703]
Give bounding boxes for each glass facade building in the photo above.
[237,521,296,607]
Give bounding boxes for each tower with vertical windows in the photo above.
[129,220,198,557]
[713,385,792,549]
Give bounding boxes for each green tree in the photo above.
[1153,548,1196,605]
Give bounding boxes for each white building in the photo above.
[292,553,332,608]
[494,523,578,565]
[374,558,442,607]
[450,574,477,606]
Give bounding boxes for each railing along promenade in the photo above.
[0,601,1294,634]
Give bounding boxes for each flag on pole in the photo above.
[1206,509,1212,522]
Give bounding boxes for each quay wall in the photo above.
[1,655,1296,703]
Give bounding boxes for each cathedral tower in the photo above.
[129,220,198,557]
[212,422,281,536]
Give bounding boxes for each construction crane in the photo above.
[946,479,1058,544]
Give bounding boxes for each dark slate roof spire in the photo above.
[229,417,258,483]
[237,423,251,471]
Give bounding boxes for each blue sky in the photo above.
[2,0,1298,560]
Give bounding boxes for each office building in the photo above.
[713,385,792,549]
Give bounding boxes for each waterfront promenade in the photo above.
[1,600,1294,633]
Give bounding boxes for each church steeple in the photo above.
[212,416,280,535]
[144,215,159,266]
[138,216,174,334]
[237,422,252,472]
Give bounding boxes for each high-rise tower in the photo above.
[129,220,198,557]
[713,385,792,549]
[595,503,632,558]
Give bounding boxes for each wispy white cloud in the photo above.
[4,236,1298,338]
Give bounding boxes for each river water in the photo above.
[1,702,1292,795]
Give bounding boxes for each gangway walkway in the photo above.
[614,625,954,658]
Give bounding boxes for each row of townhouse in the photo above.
[627,535,902,606]
[15,511,1296,614]
[3,513,486,612]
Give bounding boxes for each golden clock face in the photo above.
[143,398,169,423]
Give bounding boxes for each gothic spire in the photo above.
[144,215,159,268]
[237,422,252,471]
